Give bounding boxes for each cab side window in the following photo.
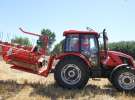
[65,34,79,52]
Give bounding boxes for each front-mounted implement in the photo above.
[0,28,55,77]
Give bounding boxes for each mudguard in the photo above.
[110,64,135,80]
[55,52,91,67]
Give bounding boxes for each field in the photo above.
[0,59,135,100]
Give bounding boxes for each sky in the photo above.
[0,0,135,47]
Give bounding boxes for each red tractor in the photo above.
[0,28,135,91]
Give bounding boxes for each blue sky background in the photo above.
[0,0,135,46]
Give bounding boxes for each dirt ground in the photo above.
[0,60,135,100]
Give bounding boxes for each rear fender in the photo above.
[55,53,91,67]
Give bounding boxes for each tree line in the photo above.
[109,41,135,58]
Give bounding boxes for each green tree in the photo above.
[37,28,56,53]
[11,36,32,46]
[51,40,64,55]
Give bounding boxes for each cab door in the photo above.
[81,35,99,67]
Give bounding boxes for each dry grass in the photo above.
[0,60,135,100]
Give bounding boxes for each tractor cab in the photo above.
[63,29,108,68]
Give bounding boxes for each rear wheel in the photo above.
[111,68,135,91]
[54,59,89,89]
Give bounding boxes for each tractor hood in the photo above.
[107,51,135,67]
[108,51,133,59]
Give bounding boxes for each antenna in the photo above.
[86,27,95,32]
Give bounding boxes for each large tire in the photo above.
[111,68,135,91]
[54,59,89,89]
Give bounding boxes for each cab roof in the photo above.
[63,30,98,36]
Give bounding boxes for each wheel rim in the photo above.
[61,64,81,85]
[118,72,135,90]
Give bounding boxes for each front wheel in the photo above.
[54,59,89,89]
[111,69,135,91]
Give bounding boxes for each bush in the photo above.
[11,37,32,46]
[51,40,64,55]
[109,41,135,59]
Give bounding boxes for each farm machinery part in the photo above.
[0,28,55,77]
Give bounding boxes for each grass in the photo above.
[0,61,135,100]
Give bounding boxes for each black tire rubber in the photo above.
[54,59,89,89]
[111,68,135,92]
[108,77,113,84]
